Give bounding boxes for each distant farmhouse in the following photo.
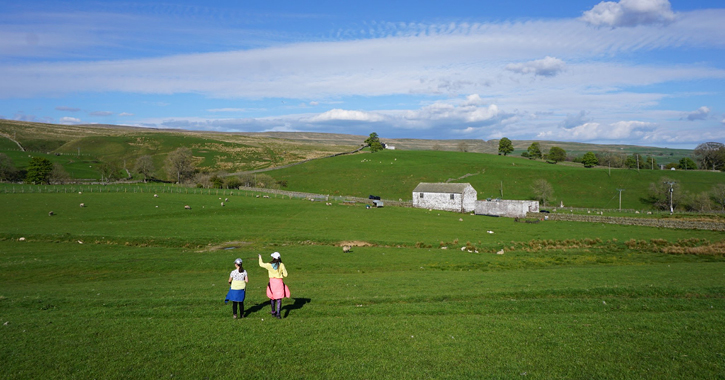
[412,182,539,217]
[412,183,477,213]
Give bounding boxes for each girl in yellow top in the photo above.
[259,252,290,319]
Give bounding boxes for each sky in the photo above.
[1,0,724,148]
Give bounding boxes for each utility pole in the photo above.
[664,181,675,214]
[616,189,625,210]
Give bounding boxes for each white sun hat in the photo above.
[234,258,243,265]
[271,252,281,259]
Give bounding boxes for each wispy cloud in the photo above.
[89,111,113,117]
[55,106,80,112]
[505,56,566,77]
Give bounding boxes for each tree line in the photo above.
[497,138,725,171]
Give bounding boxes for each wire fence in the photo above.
[0,183,413,206]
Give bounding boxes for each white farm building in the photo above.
[412,183,477,213]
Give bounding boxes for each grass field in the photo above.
[1,190,724,378]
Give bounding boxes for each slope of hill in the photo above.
[267,149,722,210]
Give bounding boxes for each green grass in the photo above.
[0,191,724,378]
[2,237,724,379]
[270,149,724,209]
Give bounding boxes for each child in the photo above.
[225,258,248,319]
[258,252,290,319]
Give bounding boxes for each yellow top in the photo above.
[259,256,288,279]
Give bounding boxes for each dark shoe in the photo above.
[275,313,282,319]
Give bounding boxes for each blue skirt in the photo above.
[225,288,246,303]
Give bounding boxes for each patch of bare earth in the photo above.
[337,241,374,247]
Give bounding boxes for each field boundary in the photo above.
[532,212,725,231]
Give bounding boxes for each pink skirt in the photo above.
[266,278,290,300]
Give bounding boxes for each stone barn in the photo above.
[412,183,477,213]
[475,199,539,218]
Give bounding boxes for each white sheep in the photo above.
[48,211,54,216]
[154,194,158,198]
[221,202,225,207]
[184,205,191,210]
[496,249,504,255]
[225,198,228,202]
[342,245,351,253]
[80,203,85,208]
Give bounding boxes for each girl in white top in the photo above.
[225,258,249,319]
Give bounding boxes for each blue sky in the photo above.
[1,0,724,148]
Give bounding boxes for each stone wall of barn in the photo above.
[413,186,476,213]
[476,200,539,218]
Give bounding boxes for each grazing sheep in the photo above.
[221,202,225,207]
[256,195,260,198]
[154,194,158,198]
[459,218,463,222]
[496,249,504,255]
[184,205,191,210]
[225,198,228,202]
[80,203,85,208]
[48,211,54,216]
[78,192,82,194]
[19,237,26,241]
[263,195,270,198]
[342,245,351,253]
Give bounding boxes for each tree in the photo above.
[369,140,384,153]
[24,156,53,184]
[526,142,542,160]
[364,132,383,153]
[581,151,598,168]
[678,157,697,170]
[548,146,566,163]
[498,137,514,156]
[644,156,657,170]
[165,147,196,183]
[134,155,155,182]
[646,177,681,211]
[98,161,121,182]
[694,142,725,170]
[711,184,725,211]
[531,179,554,207]
[0,153,18,181]
[49,163,71,184]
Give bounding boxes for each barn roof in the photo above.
[413,182,473,194]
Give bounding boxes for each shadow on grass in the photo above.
[242,297,311,318]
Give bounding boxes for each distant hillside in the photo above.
[0,120,694,181]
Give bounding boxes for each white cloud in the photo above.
[505,56,566,77]
[561,120,655,140]
[309,101,319,106]
[60,116,81,124]
[582,0,676,27]
[308,109,386,123]
[90,111,113,116]
[118,112,134,116]
[685,106,710,121]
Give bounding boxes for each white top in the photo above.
[229,270,248,290]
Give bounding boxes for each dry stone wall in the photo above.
[529,212,725,231]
